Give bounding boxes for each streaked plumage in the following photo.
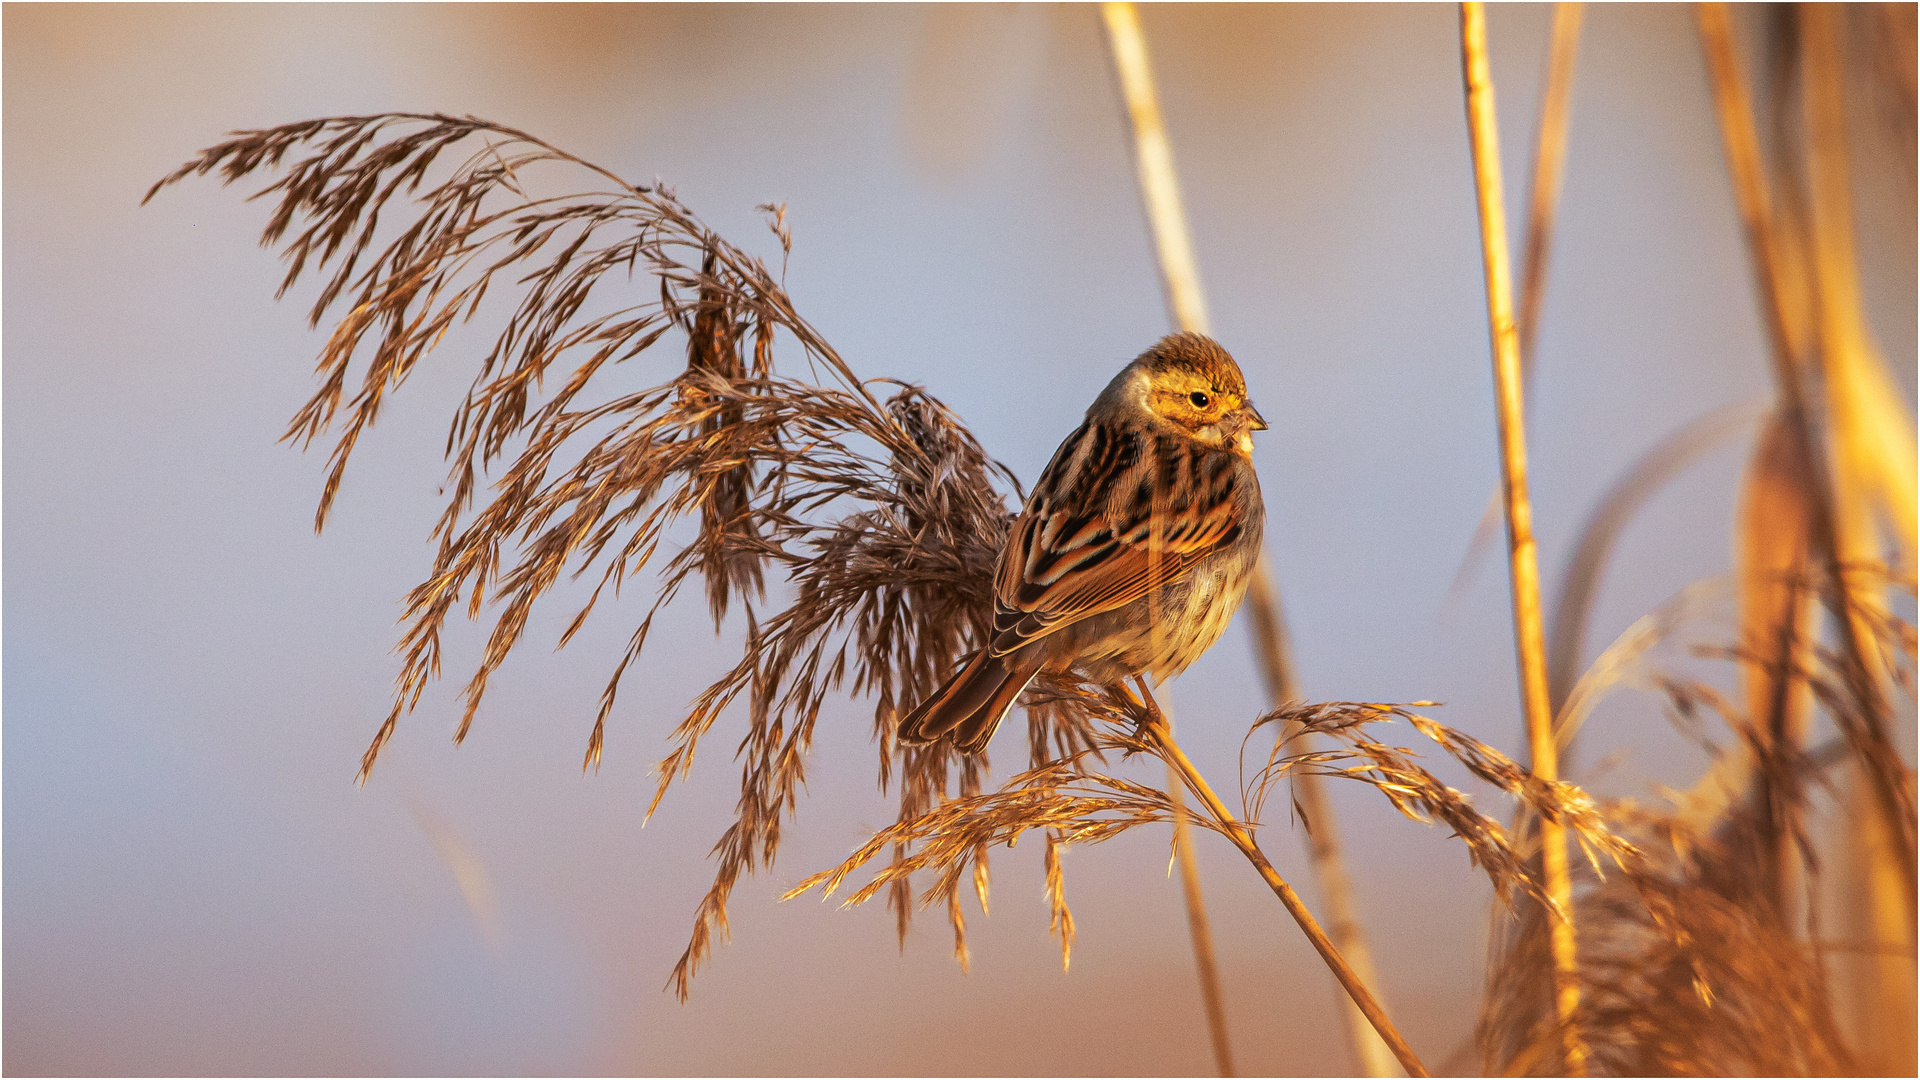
[897,332,1267,754]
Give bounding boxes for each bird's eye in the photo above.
[1189,391,1211,409]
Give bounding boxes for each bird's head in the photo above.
[1128,332,1268,457]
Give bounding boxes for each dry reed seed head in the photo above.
[150,112,1056,995]
[785,678,1224,975]
[1478,787,1860,1077]
[684,259,766,631]
[1243,702,1638,905]
[156,112,1695,1013]
[1479,573,1917,1077]
[1024,691,1105,774]
[161,112,1402,1005]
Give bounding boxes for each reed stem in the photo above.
[1100,11,1234,1062]
[1100,5,1401,1074]
[1101,1,1210,334]
[1167,754,1237,1077]
[1517,3,1584,377]
[1446,4,1582,713]
[1458,4,1587,1072]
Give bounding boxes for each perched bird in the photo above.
[897,332,1267,754]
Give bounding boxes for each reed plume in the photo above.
[145,112,1040,994]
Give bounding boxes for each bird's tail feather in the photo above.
[896,648,1042,754]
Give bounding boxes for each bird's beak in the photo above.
[1247,404,1269,431]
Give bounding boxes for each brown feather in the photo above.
[896,648,1043,750]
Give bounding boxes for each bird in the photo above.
[896,332,1267,754]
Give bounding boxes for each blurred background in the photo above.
[6,3,1913,1075]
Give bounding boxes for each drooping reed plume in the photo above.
[144,112,1033,993]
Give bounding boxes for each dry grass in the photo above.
[791,692,1637,935]
[1479,567,1914,1076]
[145,112,1039,995]
[1697,1,1916,924]
[1474,6,1918,1075]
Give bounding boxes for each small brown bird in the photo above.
[897,332,1267,753]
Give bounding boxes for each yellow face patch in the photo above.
[1146,370,1245,432]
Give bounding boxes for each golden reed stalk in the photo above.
[1167,754,1237,1076]
[1458,4,1587,1073]
[1098,7,1233,1071]
[1800,8,1919,1070]
[1101,4,1419,1076]
[1517,3,1584,381]
[1101,2,1210,334]
[1450,3,1584,737]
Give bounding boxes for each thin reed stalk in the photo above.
[1458,4,1586,1073]
[1448,4,1584,662]
[1697,0,1835,942]
[1102,1,1210,334]
[1100,5,1398,1075]
[1736,409,1820,919]
[1801,6,1898,691]
[1167,753,1237,1077]
[1244,566,1399,1078]
[1099,7,1234,1068]
[1798,18,1919,1062]
[1517,2,1584,374]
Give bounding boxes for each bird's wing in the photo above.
[988,420,1249,655]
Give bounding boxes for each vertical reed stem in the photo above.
[1517,3,1584,376]
[1524,1,1587,727]
[1799,12,1920,1067]
[1447,3,1582,684]
[1101,4,1399,1074]
[1102,1,1211,334]
[1458,5,1587,1073]
[1101,10,1232,1061]
[1799,0,1917,920]
[1167,753,1238,1076]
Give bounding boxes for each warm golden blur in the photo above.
[7,4,1913,1076]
